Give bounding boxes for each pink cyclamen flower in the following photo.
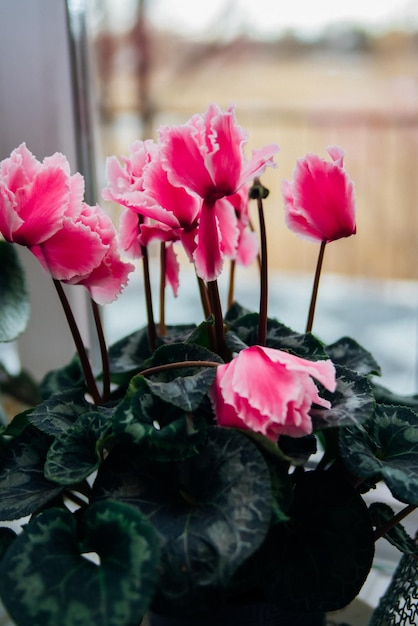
[0,144,134,304]
[159,104,278,281]
[282,146,356,243]
[103,141,201,295]
[211,346,336,440]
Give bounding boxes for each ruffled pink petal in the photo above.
[193,200,223,281]
[117,209,144,259]
[75,249,135,305]
[165,243,180,296]
[239,144,279,188]
[206,106,245,195]
[143,155,201,227]
[261,346,336,393]
[235,228,258,266]
[214,198,239,258]
[13,166,70,245]
[30,218,107,281]
[159,123,215,198]
[0,185,23,241]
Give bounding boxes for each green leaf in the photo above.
[146,342,223,369]
[142,342,221,412]
[224,301,252,323]
[326,337,381,377]
[1,408,30,438]
[0,501,160,626]
[260,470,374,612]
[145,368,216,413]
[107,324,203,383]
[40,356,84,399]
[311,365,375,430]
[108,327,152,380]
[113,376,208,462]
[372,381,418,409]
[0,426,63,520]
[226,312,328,360]
[339,404,418,505]
[0,241,30,342]
[44,409,113,485]
[28,388,93,437]
[369,502,418,556]
[93,427,273,616]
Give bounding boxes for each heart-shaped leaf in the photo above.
[113,376,208,462]
[226,313,328,360]
[326,337,381,377]
[28,388,94,437]
[339,404,418,505]
[0,426,63,520]
[0,501,160,626]
[108,325,199,384]
[45,409,113,485]
[311,365,375,430]
[40,356,84,399]
[145,367,217,413]
[92,427,272,615]
[0,241,30,342]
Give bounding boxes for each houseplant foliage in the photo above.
[0,104,417,626]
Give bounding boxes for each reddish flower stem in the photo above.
[159,242,166,337]
[227,260,236,310]
[306,240,326,334]
[53,279,102,405]
[90,299,110,402]
[197,276,212,320]
[139,359,220,378]
[207,279,229,360]
[141,244,157,352]
[256,191,268,347]
[373,503,417,542]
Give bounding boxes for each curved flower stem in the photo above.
[53,280,102,405]
[141,244,156,352]
[306,240,326,334]
[159,242,166,336]
[90,299,110,403]
[207,279,229,360]
[139,359,220,378]
[227,260,236,310]
[373,503,417,542]
[197,276,212,320]
[250,178,269,346]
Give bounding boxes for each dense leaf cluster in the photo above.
[1,255,418,625]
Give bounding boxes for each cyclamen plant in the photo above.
[0,104,417,626]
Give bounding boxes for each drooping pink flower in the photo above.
[159,104,278,281]
[211,345,336,440]
[282,146,356,243]
[0,144,134,304]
